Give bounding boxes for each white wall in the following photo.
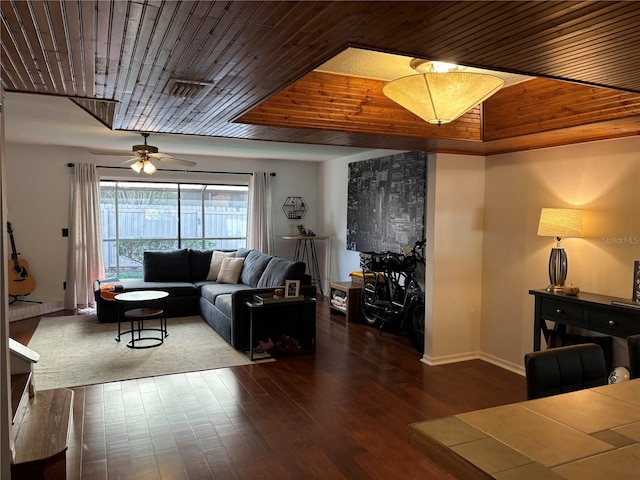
[425,153,486,365]
[481,137,640,371]
[4,142,320,305]
[0,88,13,480]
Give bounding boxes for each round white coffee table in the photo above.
[115,290,169,348]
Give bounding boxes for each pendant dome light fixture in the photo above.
[382,59,504,126]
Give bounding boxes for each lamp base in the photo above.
[546,284,565,292]
[547,247,568,292]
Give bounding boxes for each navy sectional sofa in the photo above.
[93,248,314,349]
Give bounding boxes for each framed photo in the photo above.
[285,279,300,298]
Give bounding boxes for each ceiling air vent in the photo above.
[166,78,214,99]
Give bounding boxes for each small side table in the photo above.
[115,290,169,348]
[281,235,329,296]
[243,296,316,360]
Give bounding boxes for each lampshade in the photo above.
[131,160,144,173]
[537,208,584,239]
[142,160,157,174]
[537,208,583,292]
[382,72,504,125]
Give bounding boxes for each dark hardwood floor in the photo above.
[10,298,526,479]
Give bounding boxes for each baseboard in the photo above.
[420,351,481,366]
[479,352,525,376]
[420,350,525,377]
[9,299,64,322]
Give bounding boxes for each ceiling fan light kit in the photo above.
[143,161,157,174]
[91,132,197,174]
[131,160,144,173]
[383,60,504,125]
[131,159,157,175]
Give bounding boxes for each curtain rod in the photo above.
[66,163,276,176]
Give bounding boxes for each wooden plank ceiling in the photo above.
[2,1,639,156]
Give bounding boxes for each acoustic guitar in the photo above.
[7,222,36,297]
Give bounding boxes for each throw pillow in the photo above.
[206,251,236,281]
[217,257,245,284]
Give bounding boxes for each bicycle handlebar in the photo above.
[360,239,426,274]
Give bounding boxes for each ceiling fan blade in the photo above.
[153,154,197,167]
[160,158,197,167]
[89,149,132,156]
[121,156,140,165]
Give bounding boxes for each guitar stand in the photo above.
[10,295,42,305]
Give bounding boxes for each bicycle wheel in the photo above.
[361,284,381,326]
[405,299,425,354]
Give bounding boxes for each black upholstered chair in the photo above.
[524,343,608,400]
[628,334,640,379]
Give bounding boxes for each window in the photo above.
[101,181,248,278]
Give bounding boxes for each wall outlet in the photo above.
[62,228,69,237]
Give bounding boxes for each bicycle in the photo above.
[359,240,426,354]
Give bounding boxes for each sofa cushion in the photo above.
[114,279,197,297]
[189,249,213,281]
[206,251,237,280]
[257,257,307,288]
[144,249,191,282]
[200,282,254,305]
[213,293,233,318]
[236,248,252,258]
[218,257,245,284]
[240,250,273,287]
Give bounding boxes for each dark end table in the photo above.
[243,296,316,360]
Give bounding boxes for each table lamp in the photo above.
[537,208,583,292]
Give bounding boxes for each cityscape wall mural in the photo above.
[347,151,426,253]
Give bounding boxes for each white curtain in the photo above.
[64,163,105,309]
[246,171,274,254]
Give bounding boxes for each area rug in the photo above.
[27,314,256,390]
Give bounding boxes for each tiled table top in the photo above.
[409,379,640,480]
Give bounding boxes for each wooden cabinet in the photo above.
[330,282,362,323]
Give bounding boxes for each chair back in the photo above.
[524,343,608,400]
[628,334,640,379]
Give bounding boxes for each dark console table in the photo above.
[529,289,640,351]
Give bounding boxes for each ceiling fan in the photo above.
[90,132,197,174]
